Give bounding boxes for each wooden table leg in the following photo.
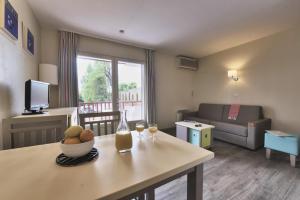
[290,155,296,167]
[145,189,155,200]
[266,148,271,160]
[187,164,203,200]
[137,194,145,200]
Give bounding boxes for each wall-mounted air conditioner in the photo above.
[176,55,199,71]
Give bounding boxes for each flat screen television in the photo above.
[24,80,49,114]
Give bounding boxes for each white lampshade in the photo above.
[39,64,58,85]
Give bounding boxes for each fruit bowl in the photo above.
[60,139,94,158]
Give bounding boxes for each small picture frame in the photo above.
[0,0,18,40]
[22,22,34,55]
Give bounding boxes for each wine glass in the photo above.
[148,123,158,142]
[136,122,145,139]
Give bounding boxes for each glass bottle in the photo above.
[115,110,132,153]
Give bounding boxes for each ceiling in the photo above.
[27,0,300,58]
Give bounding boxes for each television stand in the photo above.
[22,110,47,115]
[3,107,78,149]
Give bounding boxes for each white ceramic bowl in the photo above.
[60,139,94,158]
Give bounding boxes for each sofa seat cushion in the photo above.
[184,116,210,125]
[211,121,248,137]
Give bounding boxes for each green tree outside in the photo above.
[80,61,112,102]
[119,82,137,92]
[79,60,138,102]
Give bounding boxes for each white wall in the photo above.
[40,28,58,64]
[156,53,195,128]
[0,0,40,149]
[193,26,300,133]
[40,28,195,129]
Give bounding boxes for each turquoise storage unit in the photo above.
[264,132,300,167]
[188,128,212,148]
[189,129,200,146]
[264,133,300,156]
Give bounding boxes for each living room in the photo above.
[1,0,300,200]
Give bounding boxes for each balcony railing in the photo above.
[79,101,143,113]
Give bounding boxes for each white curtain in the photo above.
[145,49,156,123]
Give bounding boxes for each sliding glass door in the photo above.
[77,55,145,122]
[118,60,144,121]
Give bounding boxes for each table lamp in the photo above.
[39,64,58,85]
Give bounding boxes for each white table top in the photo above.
[175,121,215,131]
[0,131,214,200]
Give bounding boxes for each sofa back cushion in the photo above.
[222,105,263,125]
[198,103,224,121]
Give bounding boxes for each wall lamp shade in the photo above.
[39,64,58,85]
[228,70,239,81]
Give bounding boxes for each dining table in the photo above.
[0,130,214,200]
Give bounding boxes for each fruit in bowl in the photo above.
[80,129,94,142]
[64,125,83,138]
[64,137,81,144]
[60,126,95,158]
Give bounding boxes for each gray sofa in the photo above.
[182,103,271,150]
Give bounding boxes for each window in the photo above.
[77,55,145,122]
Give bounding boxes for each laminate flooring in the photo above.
[155,140,300,200]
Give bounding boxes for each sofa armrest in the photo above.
[182,111,198,120]
[176,110,194,121]
[247,118,272,150]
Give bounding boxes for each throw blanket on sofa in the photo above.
[228,104,240,120]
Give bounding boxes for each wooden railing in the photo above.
[79,101,142,113]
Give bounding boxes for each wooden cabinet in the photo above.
[2,107,78,149]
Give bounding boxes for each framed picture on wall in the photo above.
[22,22,34,55]
[0,0,18,40]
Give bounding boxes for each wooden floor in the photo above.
[155,140,300,200]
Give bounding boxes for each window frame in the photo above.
[77,51,146,123]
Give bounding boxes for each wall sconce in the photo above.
[228,70,239,81]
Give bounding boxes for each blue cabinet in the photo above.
[264,132,300,167]
[265,133,300,156]
[188,128,212,148]
[189,129,200,146]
